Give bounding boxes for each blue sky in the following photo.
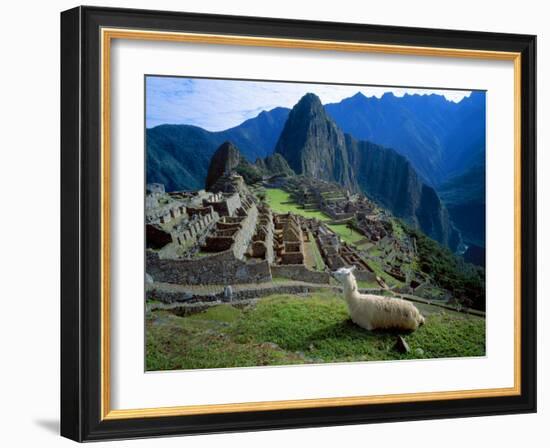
[146,76,473,131]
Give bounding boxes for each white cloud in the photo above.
[146,77,474,131]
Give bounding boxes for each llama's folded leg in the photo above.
[363,320,375,331]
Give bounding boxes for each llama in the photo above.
[332,266,425,331]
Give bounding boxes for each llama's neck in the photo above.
[342,276,360,303]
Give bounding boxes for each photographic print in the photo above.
[144,76,487,371]
[61,9,536,439]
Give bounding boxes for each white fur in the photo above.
[332,267,425,331]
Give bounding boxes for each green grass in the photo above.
[264,189,330,221]
[404,224,485,310]
[367,247,383,258]
[390,218,406,239]
[271,276,294,284]
[305,232,326,271]
[356,279,381,289]
[328,223,365,246]
[187,305,242,323]
[366,258,405,288]
[146,292,485,371]
[146,306,304,370]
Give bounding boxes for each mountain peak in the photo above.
[295,92,324,112]
[351,91,367,100]
[380,91,396,100]
[274,92,358,191]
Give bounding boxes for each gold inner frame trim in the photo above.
[100,27,522,421]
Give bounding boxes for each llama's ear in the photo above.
[350,265,356,272]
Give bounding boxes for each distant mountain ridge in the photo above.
[146,107,290,191]
[325,91,486,187]
[324,90,485,247]
[147,90,484,191]
[220,107,290,160]
[439,150,486,246]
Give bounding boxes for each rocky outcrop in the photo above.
[205,142,243,190]
[207,142,295,191]
[255,153,295,177]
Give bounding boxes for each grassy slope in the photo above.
[147,292,485,371]
[308,231,326,271]
[264,188,330,220]
[328,223,365,245]
[303,233,326,271]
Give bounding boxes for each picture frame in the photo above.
[60,5,537,442]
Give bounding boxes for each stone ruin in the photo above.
[322,202,355,221]
[209,172,247,195]
[146,183,165,194]
[146,177,274,285]
[202,192,242,217]
[145,174,417,290]
[286,177,379,224]
[312,221,375,282]
[273,213,306,265]
[172,207,218,247]
[286,177,347,210]
[355,212,392,242]
[280,177,419,286]
[201,193,258,259]
[249,204,274,263]
[145,186,222,254]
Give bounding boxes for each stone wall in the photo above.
[203,236,234,251]
[147,283,335,305]
[146,183,165,194]
[146,249,272,285]
[254,207,274,264]
[280,252,304,265]
[270,264,330,284]
[224,193,241,217]
[203,192,242,217]
[146,224,172,249]
[231,203,258,259]
[172,211,218,248]
[145,194,159,210]
[322,205,354,221]
[354,269,378,283]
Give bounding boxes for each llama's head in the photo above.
[332,266,357,286]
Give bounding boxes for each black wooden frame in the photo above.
[60,5,537,442]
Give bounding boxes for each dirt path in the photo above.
[147,280,484,317]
